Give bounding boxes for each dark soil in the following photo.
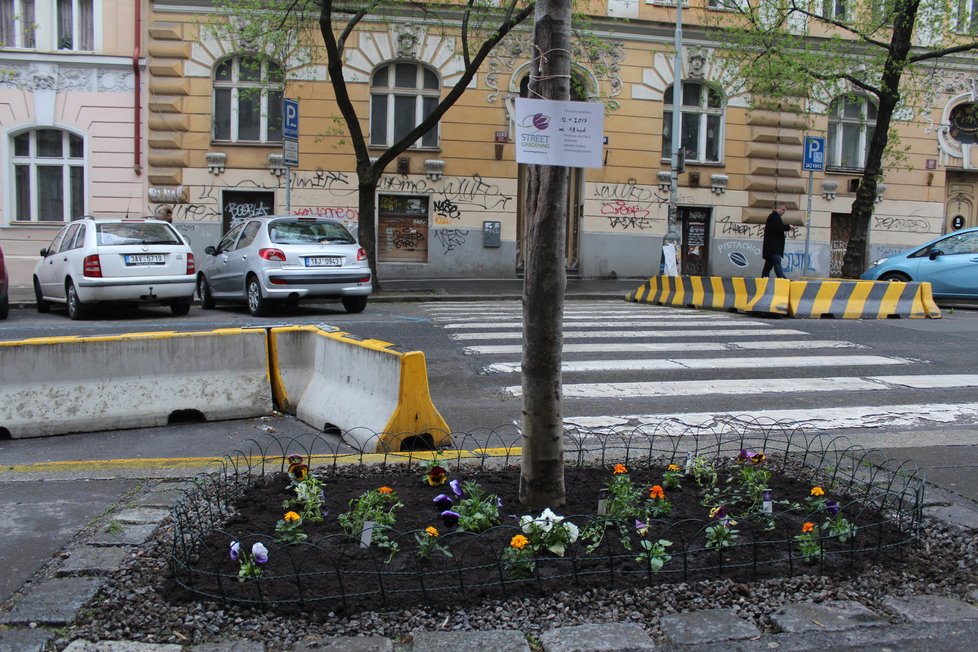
[168,463,911,615]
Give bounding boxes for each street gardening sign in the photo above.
[515,98,605,168]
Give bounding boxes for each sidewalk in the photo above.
[1,442,976,652]
[4,276,644,309]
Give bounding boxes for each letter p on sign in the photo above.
[803,136,825,171]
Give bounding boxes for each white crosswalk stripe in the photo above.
[423,300,969,434]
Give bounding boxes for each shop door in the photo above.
[830,212,867,278]
[222,190,275,233]
[516,166,584,275]
[945,172,978,232]
[678,207,710,276]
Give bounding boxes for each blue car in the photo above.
[860,226,978,300]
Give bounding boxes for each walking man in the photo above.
[761,203,792,278]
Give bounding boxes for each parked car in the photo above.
[33,217,197,319]
[860,226,978,300]
[197,216,372,316]
[0,243,9,320]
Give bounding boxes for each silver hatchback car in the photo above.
[197,216,372,316]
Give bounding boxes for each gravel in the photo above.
[60,513,978,650]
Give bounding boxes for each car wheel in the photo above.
[879,272,912,282]
[342,295,368,314]
[197,276,215,309]
[66,280,85,320]
[246,276,269,317]
[170,299,192,316]
[34,277,50,313]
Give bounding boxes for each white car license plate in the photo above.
[305,256,343,267]
[124,254,165,265]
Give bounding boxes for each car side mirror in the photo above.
[39,248,48,257]
[929,249,943,260]
[204,245,217,255]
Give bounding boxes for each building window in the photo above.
[955,0,978,33]
[56,0,93,50]
[1,0,96,50]
[370,62,440,149]
[10,128,86,222]
[662,81,724,164]
[949,103,978,144]
[213,55,284,144]
[821,0,847,19]
[0,0,36,47]
[707,0,748,9]
[827,96,877,170]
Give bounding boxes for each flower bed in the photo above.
[167,428,924,614]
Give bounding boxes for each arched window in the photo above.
[370,62,440,148]
[662,81,724,164]
[949,103,978,144]
[827,96,877,170]
[213,55,284,143]
[10,128,86,222]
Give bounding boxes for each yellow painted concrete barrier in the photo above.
[0,329,272,439]
[787,280,941,319]
[627,275,791,315]
[269,326,451,453]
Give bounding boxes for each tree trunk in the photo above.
[519,0,571,510]
[841,0,919,279]
[357,173,381,293]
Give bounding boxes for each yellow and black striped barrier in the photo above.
[787,280,941,319]
[627,275,790,315]
[627,276,941,319]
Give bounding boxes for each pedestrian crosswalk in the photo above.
[423,300,978,436]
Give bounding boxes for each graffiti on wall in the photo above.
[433,228,469,254]
[782,252,812,274]
[872,215,931,233]
[433,199,462,225]
[717,240,760,269]
[592,181,672,230]
[380,174,512,211]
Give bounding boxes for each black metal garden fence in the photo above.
[166,419,925,612]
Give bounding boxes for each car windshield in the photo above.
[96,223,182,246]
[268,220,356,245]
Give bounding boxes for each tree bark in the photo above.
[841,0,919,279]
[519,0,571,510]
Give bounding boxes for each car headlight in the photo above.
[868,257,887,268]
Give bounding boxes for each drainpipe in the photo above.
[132,0,142,175]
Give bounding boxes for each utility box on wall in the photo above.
[483,221,501,248]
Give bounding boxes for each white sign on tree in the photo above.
[515,98,605,168]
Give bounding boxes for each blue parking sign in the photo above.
[803,136,825,171]
[283,98,299,141]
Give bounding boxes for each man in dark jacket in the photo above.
[761,203,792,278]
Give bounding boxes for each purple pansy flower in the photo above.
[441,510,460,527]
[826,500,840,516]
[252,542,269,565]
[230,540,240,561]
[433,493,454,511]
[449,479,464,497]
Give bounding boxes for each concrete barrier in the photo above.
[627,275,790,315]
[0,329,272,439]
[269,326,451,453]
[787,280,941,319]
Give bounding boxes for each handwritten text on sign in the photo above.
[515,98,605,168]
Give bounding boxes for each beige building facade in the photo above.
[3,0,978,291]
